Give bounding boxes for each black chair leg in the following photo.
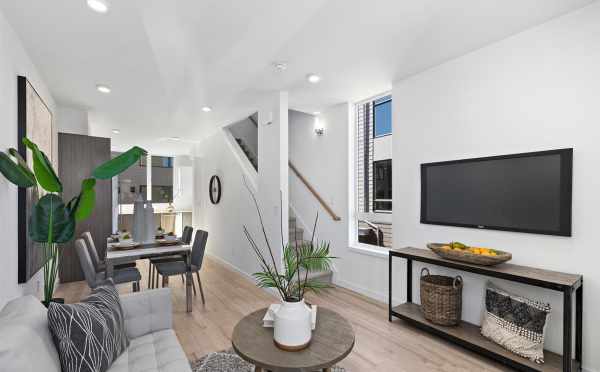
[148,261,153,289]
[191,275,197,296]
[196,271,205,305]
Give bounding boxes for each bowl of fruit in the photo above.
[427,242,512,266]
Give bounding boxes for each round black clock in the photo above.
[209,175,222,204]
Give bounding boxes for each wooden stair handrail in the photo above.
[289,161,341,221]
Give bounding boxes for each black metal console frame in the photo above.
[389,248,583,372]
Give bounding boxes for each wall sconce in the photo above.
[314,116,324,136]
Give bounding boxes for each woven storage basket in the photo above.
[420,268,462,326]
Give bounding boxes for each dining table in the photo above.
[105,240,193,312]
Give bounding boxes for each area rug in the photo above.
[191,348,346,372]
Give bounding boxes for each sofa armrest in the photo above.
[120,288,172,339]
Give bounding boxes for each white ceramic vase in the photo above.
[273,299,312,351]
[143,201,155,243]
[132,193,145,242]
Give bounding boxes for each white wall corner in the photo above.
[257,91,289,268]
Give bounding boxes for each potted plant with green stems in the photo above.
[0,137,146,306]
[243,182,336,351]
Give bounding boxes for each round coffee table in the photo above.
[232,307,355,372]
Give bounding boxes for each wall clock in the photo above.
[209,175,222,204]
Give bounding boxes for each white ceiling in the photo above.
[0,0,593,155]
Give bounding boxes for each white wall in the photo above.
[192,130,264,277]
[289,105,405,303]
[257,92,289,268]
[193,92,289,281]
[393,3,600,370]
[55,105,89,135]
[0,10,56,307]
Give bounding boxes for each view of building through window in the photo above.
[355,94,392,248]
[115,153,177,233]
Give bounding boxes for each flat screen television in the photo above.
[420,149,572,236]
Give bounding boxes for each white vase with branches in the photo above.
[243,181,336,350]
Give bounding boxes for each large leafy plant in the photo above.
[0,137,146,304]
[243,181,336,302]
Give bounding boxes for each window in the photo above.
[373,159,391,212]
[354,93,393,248]
[356,94,393,213]
[373,95,392,137]
[140,155,173,168]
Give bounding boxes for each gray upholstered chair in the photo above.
[155,229,208,304]
[75,238,142,292]
[148,225,194,289]
[81,231,136,272]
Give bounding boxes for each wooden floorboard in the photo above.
[55,256,514,371]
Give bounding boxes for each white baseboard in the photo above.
[207,253,278,298]
[334,277,403,305]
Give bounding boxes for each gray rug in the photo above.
[191,348,346,372]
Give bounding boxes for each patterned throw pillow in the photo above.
[481,283,551,364]
[48,279,129,372]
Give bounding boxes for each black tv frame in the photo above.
[420,148,573,237]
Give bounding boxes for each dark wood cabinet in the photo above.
[58,133,112,283]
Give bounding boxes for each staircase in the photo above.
[288,211,333,285]
[235,138,258,170]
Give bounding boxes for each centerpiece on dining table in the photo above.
[243,181,336,351]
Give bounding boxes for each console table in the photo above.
[389,247,583,372]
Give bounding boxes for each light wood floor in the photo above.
[55,257,512,372]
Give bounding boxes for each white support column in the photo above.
[257,91,289,269]
[146,153,152,201]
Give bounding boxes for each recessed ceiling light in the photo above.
[96,84,111,94]
[313,111,321,115]
[168,137,181,141]
[111,129,120,134]
[201,106,212,112]
[87,0,109,13]
[306,74,321,84]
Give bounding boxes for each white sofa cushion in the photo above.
[120,288,172,339]
[109,329,191,372]
[0,295,61,372]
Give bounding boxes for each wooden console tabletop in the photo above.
[389,247,583,372]
[391,247,581,291]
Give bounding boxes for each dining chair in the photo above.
[81,231,136,272]
[154,229,208,304]
[148,225,194,289]
[75,238,141,292]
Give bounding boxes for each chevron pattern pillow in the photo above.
[48,280,129,372]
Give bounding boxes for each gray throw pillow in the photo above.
[47,279,129,372]
[481,283,551,364]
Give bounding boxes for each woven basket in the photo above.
[420,268,462,326]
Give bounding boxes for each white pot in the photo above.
[273,299,312,351]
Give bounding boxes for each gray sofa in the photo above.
[0,288,192,372]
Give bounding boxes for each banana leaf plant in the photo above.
[0,137,146,305]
